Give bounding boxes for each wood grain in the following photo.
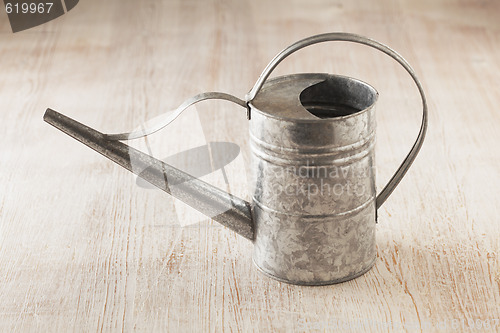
[0,0,499,331]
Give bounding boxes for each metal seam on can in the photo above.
[249,138,375,166]
[248,129,376,154]
[251,196,375,219]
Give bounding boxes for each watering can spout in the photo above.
[43,109,254,241]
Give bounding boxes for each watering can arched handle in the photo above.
[245,32,428,210]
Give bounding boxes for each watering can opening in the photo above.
[299,76,378,119]
[249,74,378,122]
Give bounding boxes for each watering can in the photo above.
[44,33,428,285]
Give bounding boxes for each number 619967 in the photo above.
[5,2,54,14]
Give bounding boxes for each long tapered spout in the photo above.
[43,109,254,241]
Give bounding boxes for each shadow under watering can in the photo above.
[44,33,428,285]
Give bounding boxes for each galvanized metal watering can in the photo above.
[44,33,427,285]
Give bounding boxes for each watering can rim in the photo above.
[249,72,379,123]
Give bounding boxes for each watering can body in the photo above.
[249,73,377,284]
[44,33,427,285]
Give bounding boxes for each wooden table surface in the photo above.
[1,0,499,331]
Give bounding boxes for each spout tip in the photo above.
[43,108,59,125]
[42,107,107,143]
[43,108,52,120]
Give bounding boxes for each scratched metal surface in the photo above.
[250,74,377,285]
